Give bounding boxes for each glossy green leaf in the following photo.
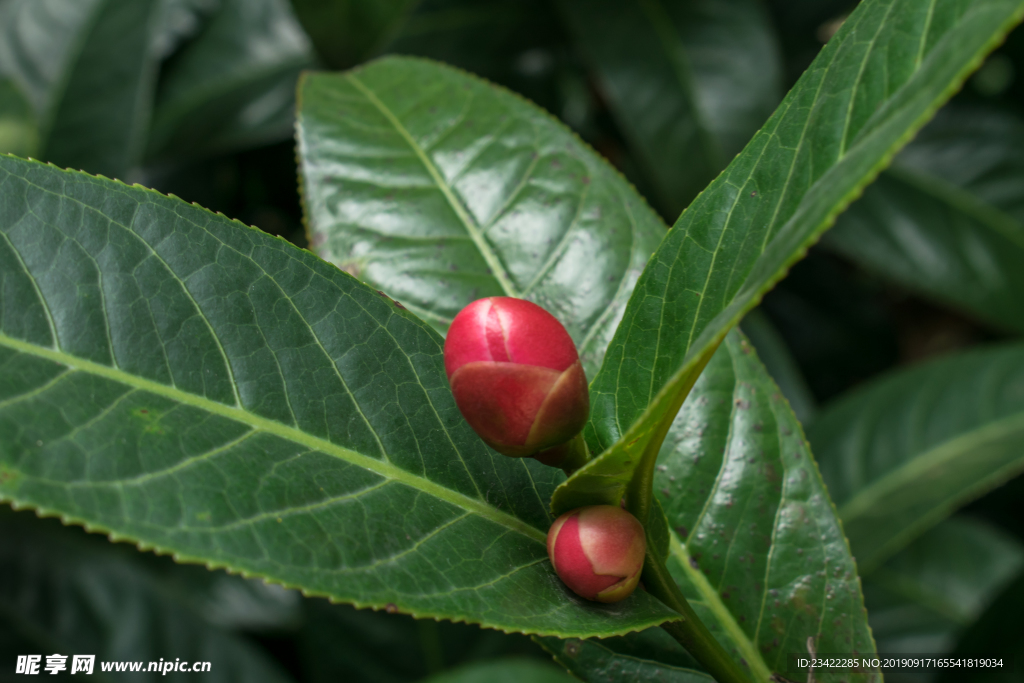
[422,658,575,683]
[827,107,1024,334]
[296,56,667,377]
[0,0,167,179]
[558,0,782,219]
[864,516,1024,656]
[935,570,1024,683]
[0,154,677,638]
[145,0,316,162]
[537,629,713,683]
[555,0,1024,515]
[0,512,295,683]
[652,331,877,682]
[809,343,1024,573]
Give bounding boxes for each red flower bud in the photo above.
[547,506,646,603]
[443,297,589,459]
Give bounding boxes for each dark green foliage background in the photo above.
[2,0,1024,681]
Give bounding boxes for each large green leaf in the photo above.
[555,0,1024,514]
[864,516,1024,659]
[558,0,782,219]
[827,106,1024,334]
[296,56,666,376]
[0,154,677,638]
[0,512,295,683]
[0,0,172,179]
[809,343,1024,573]
[652,331,877,682]
[145,0,316,162]
[537,629,714,683]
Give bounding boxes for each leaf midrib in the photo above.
[345,71,521,298]
[668,534,771,681]
[0,331,547,546]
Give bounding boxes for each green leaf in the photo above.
[145,0,316,162]
[554,0,1024,515]
[809,343,1024,573]
[936,570,1024,683]
[558,0,782,219]
[0,512,295,682]
[0,154,677,638]
[537,630,714,683]
[0,0,169,179]
[864,515,1024,655]
[421,658,575,683]
[296,56,667,376]
[827,107,1024,334]
[653,331,878,682]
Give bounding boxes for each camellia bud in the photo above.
[547,505,646,603]
[443,297,589,462]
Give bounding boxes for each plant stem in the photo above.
[642,542,754,683]
[534,432,590,475]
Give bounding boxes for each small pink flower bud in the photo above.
[547,505,646,603]
[443,297,589,459]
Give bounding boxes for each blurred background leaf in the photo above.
[0,510,298,683]
[298,600,546,683]
[145,0,315,163]
[826,106,1024,336]
[809,343,1024,573]
[935,569,1024,683]
[558,0,782,221]
[0,0,167,178]
[862,515,1024,682]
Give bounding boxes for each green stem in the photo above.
[642,539,754,683]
